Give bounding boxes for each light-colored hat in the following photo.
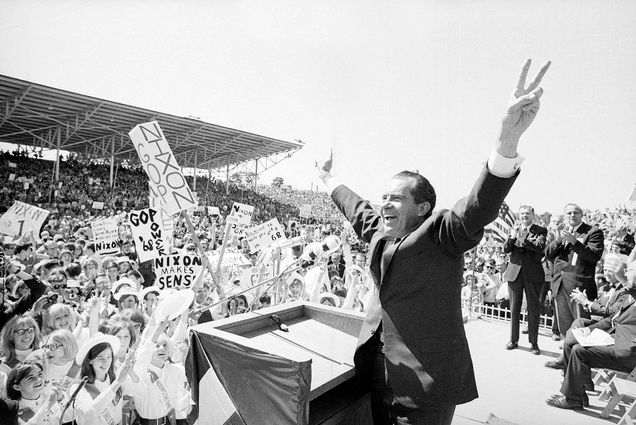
[140,286,161,300]
[155,289,195,321]
[76,334,120,366]
[113,287,139,302]
[112,277,136,294]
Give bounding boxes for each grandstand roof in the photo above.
[0,74,303,171]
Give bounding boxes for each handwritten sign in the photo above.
[230,202,254,225]
[299,204,312,218]
[128,208,167,263]
[129,121,196,215]
[0,201,50,240]
[8,174,15,182]
[149,191,174,253]
[207,206,220,216]
[90,217,120,255]
[244,218,286,253]
[207,251,251,271]
[92,201,104,210]
[154,254,202,290]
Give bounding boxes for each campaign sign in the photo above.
[154,254,202,290]
[230,202,254,225]
[149,191,174,252]
[0,201,50,240]
[90,217,120,255]
[8,174,15,182]
[244,218,287,253]
[128,208,168,263]
[92,201,105,210]
[129,121,196,215]
[207,206,220,216]
[207,251,252,271]
[299,204,312,218]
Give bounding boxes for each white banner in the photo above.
[207,206,220,216]
[92,201,105,210]
[154,254,203,290]
[299,204,312,218]
[230,202,254,225]
[0,201,50,240]
[129,121,196,215]
[90,217,120,255]
[128,208,169,263]
[244,218,286,253]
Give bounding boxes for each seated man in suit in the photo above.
[547,260,636,409]
[318,59,551,425]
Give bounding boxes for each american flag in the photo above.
[484,201,516,244]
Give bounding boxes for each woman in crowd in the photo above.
[105,321,137,365]
[72,335,134,425]
[140,286,161,318]
[78,258,99,287]
[0,315,42,374]
[5,361,62,424]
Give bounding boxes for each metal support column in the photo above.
[225,155,230,195]
[54,127,61,181]
[109,136,115,188]
[193,150,198,192]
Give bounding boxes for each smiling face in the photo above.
[119,295,137,310]
[519,206,534,227]
[564,204,583,229]
[13,365,45,400]
[114,328,131,356]
[90,346,113,380]
[13,322,36,350]
[381,177,428,239]
[52,310,72,331]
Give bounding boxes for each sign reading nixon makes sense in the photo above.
[128,208,167,263]
[90,217,120,255]
[129,121,197,215]
[154,254,202,290]
[230,202,254,225]
[244,218,287,253]
[0,201,50,240]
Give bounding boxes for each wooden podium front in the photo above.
[190,302,372,425]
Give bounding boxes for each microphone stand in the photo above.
[59,376,89,425]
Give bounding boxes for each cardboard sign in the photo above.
[0,201,50,240]
[90,217,120,255]
[244,218,287,253]
[149,191,175,253]
[8,162,17,168]
[230,202,254,225]
[299,204,312,218]
[129,121,196,215]
[91,201,104,210]
[23,182,29,190]
[128,208,168,263]
[207,251,251,271]
[8,174,15,182]
[207,206,220,216]
[154,254,202,290]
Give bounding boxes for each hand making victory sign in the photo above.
[497,59,551,158]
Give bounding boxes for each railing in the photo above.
[467,303,555,330]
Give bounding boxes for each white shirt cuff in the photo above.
[322,175,342,196]
[487,151,524,178]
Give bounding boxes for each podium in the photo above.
[189,301,372,425]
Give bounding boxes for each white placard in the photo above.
[230,202,254,225]
[207,251,251,271]
[129,121,196,215]
[90,217,120,255]
[92,201,104,210]
[244,218,287,253]
[0,201,50,240]
[8,174,15,182]
[299,204,312,218]
[23,182,29,190]
[149,190,175,253]
[154,254,202,290]
[128,208,169,263]
[8,162,17,168]
[207,206,220,216]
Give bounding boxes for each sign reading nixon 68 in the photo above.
[129,121,197,215]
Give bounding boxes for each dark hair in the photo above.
[81,342,115,383]
[65,262,82,278]
[6,361,44,400]
[519,205,535,214]
[259,293,271,304]
[14,242,32,256]
[393,171,436,216]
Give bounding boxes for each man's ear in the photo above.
[418,202,431,217]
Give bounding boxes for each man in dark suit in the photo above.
[547,260,636,409]
[503,205,547,354]
[318,59,550,425]
[546,203,604,337]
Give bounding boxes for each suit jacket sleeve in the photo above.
[430,167,518,255]
[503,236,516,253]
[573,227,604,264]
[522,226,547,254]
[331,185,382,244]
[11,277,47,316]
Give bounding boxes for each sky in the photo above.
[1,0,635,214]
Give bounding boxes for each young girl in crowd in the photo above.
[72,335,133,425]
[0,315,42,397]
[5,361,62,424]
[105,321,137,365]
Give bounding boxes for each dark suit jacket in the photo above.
[589,295,636,360]
[502,224,547,283]
[545,222,604,301]
[331,167,517,408]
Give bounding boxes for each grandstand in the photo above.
[0,74,303,186]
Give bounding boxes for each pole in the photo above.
[254,158,258,192]
[54,127,61,182]
[109,137,115,189]
[225,155,230,195]
[193,150,198,192]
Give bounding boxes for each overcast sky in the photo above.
[1,0,635,214]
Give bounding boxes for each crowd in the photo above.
[1,149,635,423]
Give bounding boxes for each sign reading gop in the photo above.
[129,121,197,215]
[128,208,168,263]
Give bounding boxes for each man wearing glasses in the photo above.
[503,205,547,355]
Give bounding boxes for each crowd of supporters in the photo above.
[0,149,635,423]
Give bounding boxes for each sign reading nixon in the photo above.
[129,121,197,215]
